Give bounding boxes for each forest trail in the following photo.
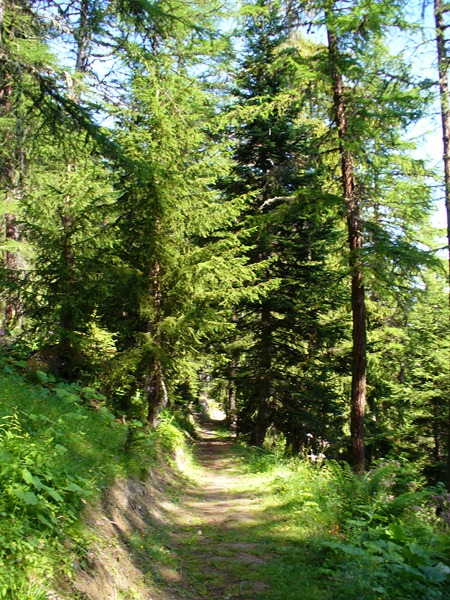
[75,414,303,600]
[149,416,278,599]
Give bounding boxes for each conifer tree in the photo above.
[432,0,450,488]
[110,6,245,425]
[284,0,434,471]
[0,0,49,326]
[221,0,341,447]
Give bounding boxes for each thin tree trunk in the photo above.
[0,0,4,45]
[327,23,367,475]
[146,358,169,428]
[2,52,22,327]
[145,258,169,428]
[75,0,90,77]
[228,310,238,438]
[252,303,272,446]
[434,0,450,490]
[58,1,90,353]
[228,359,237,438]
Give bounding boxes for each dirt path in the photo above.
[74,418,279,600]
[151,418,275,599]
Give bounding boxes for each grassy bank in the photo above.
[1,361,449,599]
[0,359,176,599]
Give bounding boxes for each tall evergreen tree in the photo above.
[110,10,245,425]
[286,0,434,471]
[221,0,341,448]
[432,0,450,488]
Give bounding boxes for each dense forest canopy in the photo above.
[0,0,448,484]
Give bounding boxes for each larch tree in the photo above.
[432,0,450,488]
[0,0,49,327]
[286,0,434,471]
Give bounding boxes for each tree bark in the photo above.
[145,258,169,428]
[434,0,450,489]
[1,39,22,327]
[327,22,367,475]
[75,0,90,76]
[228,311,238,438]
[0,0,4,43]
[228,360,237,438]
[252,302,272,446]
[58,1,90,353]
[146,358,169,428]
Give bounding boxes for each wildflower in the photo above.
[306,433,313,439]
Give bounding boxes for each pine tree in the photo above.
[110,11,244,425]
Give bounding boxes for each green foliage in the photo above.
[0,0,448,593]
[322,534,450,599]
[155,413,189,455]
[0,411,91,596]
[0,362,151,595]
[264,455,450,599]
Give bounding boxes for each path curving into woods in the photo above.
[152,417,275,599]
[75,416,298,600]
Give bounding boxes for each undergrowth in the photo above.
[2,359,449,600]
[0,361,183,599]
[239,445,450,600]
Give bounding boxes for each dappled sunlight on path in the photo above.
[148,416,275,599]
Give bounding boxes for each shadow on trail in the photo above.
[91,417,331,600]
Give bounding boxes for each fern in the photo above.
[327,461,371,523]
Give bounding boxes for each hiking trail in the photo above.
[75,415,290,600]
[151,416,275,599]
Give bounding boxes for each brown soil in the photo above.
[71,418,273,600]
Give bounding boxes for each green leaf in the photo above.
[420,563,450,584]
[35,370,48,382]
[12,360,27,368]
[21,468,33,485]
[45,487,64,502]
[22,468,44,490]
[13,488,38,505]
[64,482,86,493]
[37,513,52,527]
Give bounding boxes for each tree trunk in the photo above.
[0,0,4,45]
[434,0,450,490]
[75,0,90,77]
[58,1,89,353]
[327,23,367,475]
[228,358,237,438]
[228,310,238,438]
[1,52,22,327]
[146,358,169,428]
[252,303,272,446]
[145,258,169,428]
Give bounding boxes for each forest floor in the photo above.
[157,416,275,599]
[74,414,319,600]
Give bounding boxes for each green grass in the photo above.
[252,457,450,600]
[0,361,158,599]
